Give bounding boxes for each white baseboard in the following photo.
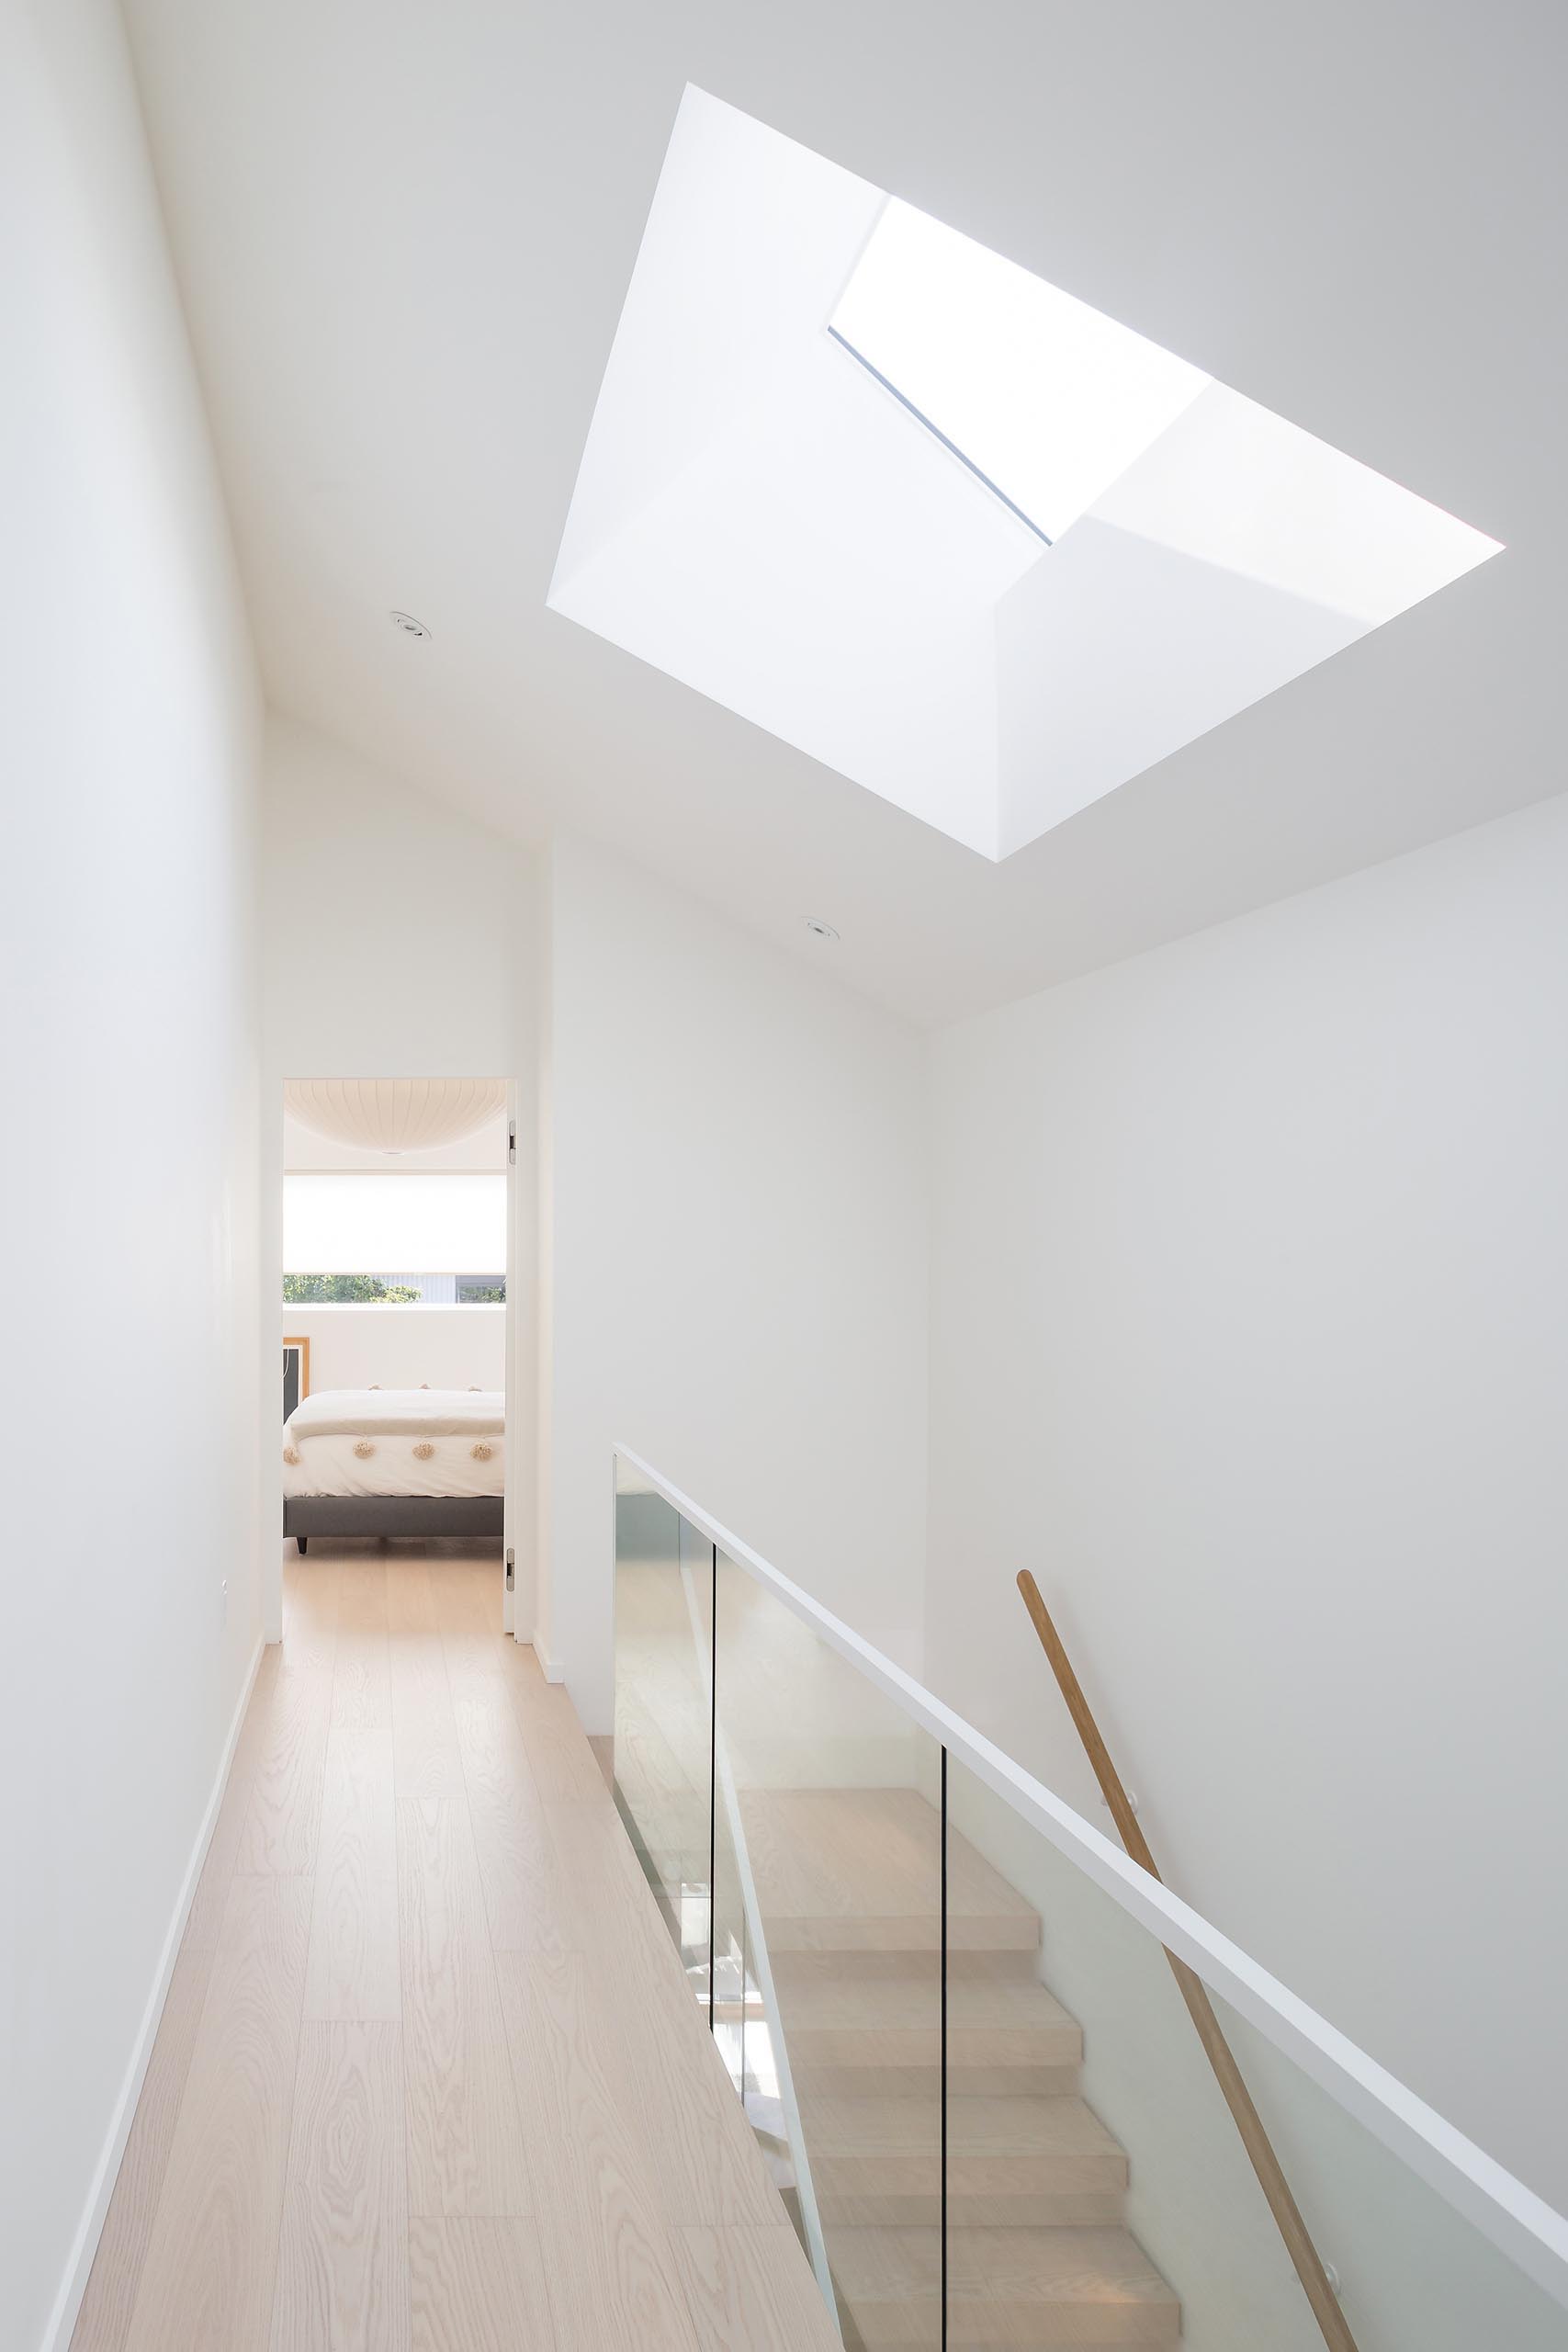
[39,1634,265,2352]
[533,1632,564,1683]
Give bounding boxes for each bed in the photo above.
[282,1386,505,1549]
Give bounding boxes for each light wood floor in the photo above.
[71,1544,839,2352]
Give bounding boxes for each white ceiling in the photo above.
[122,0,1566,1025]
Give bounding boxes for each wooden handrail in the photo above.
[1016,1570,1359,2352]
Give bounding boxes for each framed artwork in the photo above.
[283,1335,311,1422]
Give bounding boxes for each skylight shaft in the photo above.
[552,86,1503,862]
[830,198,1211,545]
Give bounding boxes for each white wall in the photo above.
[261,714,539,1637]
[926,792,1568,2214]
[0,7,263,2347]
[262,714,534,1077]
[539,834,930,1731]
[283,1304,505,1395]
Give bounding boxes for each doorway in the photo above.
[273,1076,515,1630]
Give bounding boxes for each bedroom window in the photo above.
[283,1273,421,1304]
[280,1272,506,1306]
[456,1274,506,1303]
[282,1170,507,1294]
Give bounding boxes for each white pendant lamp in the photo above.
[284,1077,506,1156]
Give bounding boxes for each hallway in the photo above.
[72,1548,837,2352]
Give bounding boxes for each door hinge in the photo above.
[505,1547,515,1592]
[508,1123,517,1165]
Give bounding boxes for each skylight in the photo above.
[829,198,1212,545]
[549,86,1503,862]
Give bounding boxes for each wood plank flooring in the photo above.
[72,1544,838,2352]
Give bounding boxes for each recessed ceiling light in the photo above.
[804,917,839,941]
[390,610,431,639]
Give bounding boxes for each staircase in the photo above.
[747,1786,1181,2349]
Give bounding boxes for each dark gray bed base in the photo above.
[284,1496,504,1553]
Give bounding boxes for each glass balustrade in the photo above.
[714,1544,942,2342]
[612,1451,1568,2351]
[611,1472,710,1999]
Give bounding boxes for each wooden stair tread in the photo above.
[806,2094,1128,2226]
[833,2222,1179,2297]
[805,2093,1125,2167]
[742,1788,1039,1953]
[781,1972,1080,2047]
[831,2226,1180,2345]
[782,1971,1083,2098]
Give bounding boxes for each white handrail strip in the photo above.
[615,1445,1568,2312]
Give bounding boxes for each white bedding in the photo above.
[283,1387,505,1498]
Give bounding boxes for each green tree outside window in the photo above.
[282,1273,422,1304]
